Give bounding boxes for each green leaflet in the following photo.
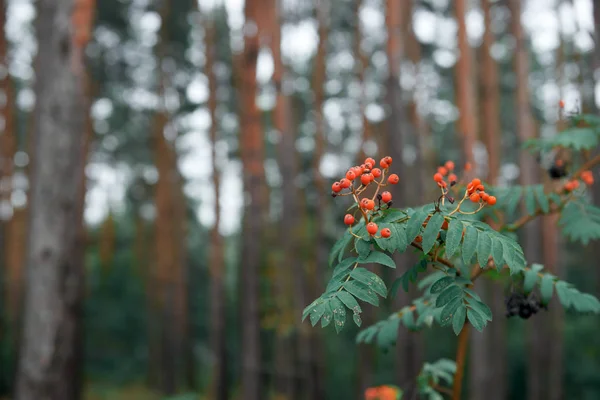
[476,232,492,268]
[430,276,454,294]
[331,297,346,333]
[350,267,387,297]
[559,200,600,245]
[435,285,462,308]
[465,298,492,321]
[321,301,333,328]
[374,222,408,253]
[467,309,485,332]
[524,186,537,216]
[345,280,379,306]
[357,250,396,268]
[328,231,353,267]
[377,209,408,223]
[406,209,429,243]
[445,219,463,258]
[534,185,549,213]
[540,273,554,304]
[422,213,445,253]
[523,267,539,293]
[440,297,462,327]
[355,238,371,258]
[336,291,362,315]
[452,305,467,335]
[461,225,478,264]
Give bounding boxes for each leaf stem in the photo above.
[337,262,359,292]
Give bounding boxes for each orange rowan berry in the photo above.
[388,174,399,184]
[465,162,472,171]
[365,157,376,169]
[556,159,564,167]
[433,172,444,183]
[471,178,481,187]
[448,173,458,183]
[572,180,580,189]
[384,156,393,166]
[470,193,481,203]
[332,182,342,193]
[346,170,356,181]
[381,228,392,238]
[445,160,455,171]
[559,99,565,109]
[361,173,372,186]
[439,180,448,188]
[380,158,389,168]
[339,178,351,189]
[582,170,594,186]
[476,184,485,192]
[442,220,449,230]
[344,214,355,225]
[381,191,392,203]
[438,166,448,176]
[415,235,423,243]
[371,168,381,178]
[360,164,368,172]
[367,222,378,235]
[486,196,497,206]
[365,199,375,210]
[481,192,490,202]
[467,183,475,194]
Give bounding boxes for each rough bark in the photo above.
[239,1,264,398]
[470,2,505,398]
[507,1,544,399]
[14,0,88,398]
[204,15,228,400]
[454,0,478,170]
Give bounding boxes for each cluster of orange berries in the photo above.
[336,156,399,239]
[432,160,458,189]
[465,178,496,205]
[331,156,399,195]
[564,170,594,192]
[365,385,401,400]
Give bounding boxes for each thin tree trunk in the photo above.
[470,2,505,398]
[239,1,264,398]
[204,12,228,400]
[308,2,328,398]
[14,0,89,398]
[454,0,477,171]
[507,1,544,399]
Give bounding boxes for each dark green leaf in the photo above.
[524,187,537,216]
[452,305,467,335]
[491,238,504,271]
[440,297,462,327]
[330,257,357,283]
[350,267,387,297]
[435,285,463,308]
[321,300,333,328]
[540,274,554,304]
[534,185,549,213]
[378,209,408,223]
[523,268,539,293]
[476,232,492,268]
[329,231,353,267]
[406,210,428,243]
[345,280,379,306]
[336,291,362,315]
[353,313,362,327]
[402,308,416,330]
[431,276,455,294]
[422,213,445,253]
[445,219,463,258]
[358,251,396,268]
[467,309,485,332]
[462,225,478,265]
[355,238,371,258]
[466,298,492,321]
[331,297,347,333]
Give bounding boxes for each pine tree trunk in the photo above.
[507,1,545,399]
[239,1,264,398]
[14,0,88,398]
[470,2,506,399]
[309,2,329,397]
[454,0,478,171]
[205,15,228,400]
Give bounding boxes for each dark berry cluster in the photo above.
[505,292,547,319]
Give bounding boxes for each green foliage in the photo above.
[520,264,600,313]
[493,184,559,217]
[416,359,456,399]
[558,198,600,245]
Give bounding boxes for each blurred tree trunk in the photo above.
[507,1,545,399]
[0,0,19,324]
[205,15,228,400]
[239,1,264,398]
[268,1,305,398]
[14,0,89,398]
[470,2,505,399]
[385,1,422,395]
[308,2,328,398]
[454,0,477,171]
[153,1,189,393]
